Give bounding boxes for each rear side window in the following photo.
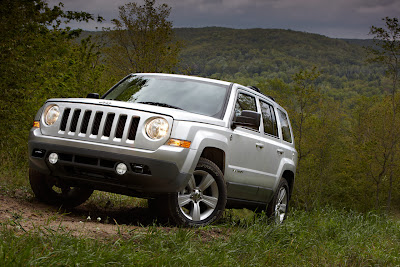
[234,92,257,117]
[277,109,292,143]
[260,101,278,137]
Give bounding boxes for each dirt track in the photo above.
[0,192,163,239]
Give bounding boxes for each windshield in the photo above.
[103,75,230,118]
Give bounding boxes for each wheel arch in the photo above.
[282,170,295,199]
[200,147,226,175]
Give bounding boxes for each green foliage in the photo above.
[367,17,400,96]
[1,208,400,265]
[0,0,106,183]
[103,0,181,76]
[175,27,385,100]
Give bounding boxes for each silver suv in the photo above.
[29,73,297,226]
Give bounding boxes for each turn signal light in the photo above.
[167,139,191,148]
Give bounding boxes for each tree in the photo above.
[351,96,400,210]
[291,67,321,168]
[104,0,181,76]
[0,0,104,179]
[366,17,400,210]
[368,17,400,101]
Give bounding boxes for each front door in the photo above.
[227,91,269,202]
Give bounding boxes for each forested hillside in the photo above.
[174,27,384,100]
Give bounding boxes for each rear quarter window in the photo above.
[277,109,292,143]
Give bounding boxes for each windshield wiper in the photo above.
[137,101,183,110]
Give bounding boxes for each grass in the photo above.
[1,207,400,266]
[1,160,399,265]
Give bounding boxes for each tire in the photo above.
[266,178,290,223]
[147,196,170,222]
[29,168,93,208]
[166,158,227,227]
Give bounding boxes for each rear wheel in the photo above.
[166,158,227,227]
[29,168,93,208]
[266,178,289,223]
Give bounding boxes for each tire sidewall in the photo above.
[267,178,290,222]
[29,168,92,208]
[168,158,227,227]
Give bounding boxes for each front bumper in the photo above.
[29,129,193,196]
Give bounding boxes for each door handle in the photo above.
[277,149,284,155]
[256,143,264,149]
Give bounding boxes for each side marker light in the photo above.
[167,139,191,148]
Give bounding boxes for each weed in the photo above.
[0,207,399,265]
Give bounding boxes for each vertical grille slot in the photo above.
[69,109,81,133]
[103,113,115,137]
[91,112,103,135]
[115,115,127,139]
[80,110,92,134]
[128,117,140,140]
[60,108,71,131]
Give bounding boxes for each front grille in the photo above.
[58,107,140,142]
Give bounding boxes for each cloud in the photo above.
[356,0,400,14]
[46,0,400,38]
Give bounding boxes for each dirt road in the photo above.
[0,192,161,239]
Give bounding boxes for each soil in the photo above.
[0,188,231,242]
[0,191,165,240]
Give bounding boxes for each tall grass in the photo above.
[1,207,399,266]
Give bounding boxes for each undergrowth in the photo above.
[1,207,399,266]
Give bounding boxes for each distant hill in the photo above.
[172,27,384,100]
[341,39,375,47]
[80,27,383,100]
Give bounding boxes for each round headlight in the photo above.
[44,105,60,126]
[145,117,169,140]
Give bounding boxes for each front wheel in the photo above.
[166,158,227,227]
[29,168,93,208]
[266,178,290,223]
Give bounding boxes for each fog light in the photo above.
[116,163,127,175]
[48,153,59,164]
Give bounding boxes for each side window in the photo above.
[277,109,292,143]
[260,101,278,137]
[234,92,257,117]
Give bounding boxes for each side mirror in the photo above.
[86,93,99,99]
[232,110,261,130]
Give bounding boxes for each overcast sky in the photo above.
[48,0,400,39]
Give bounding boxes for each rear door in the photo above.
[255,100,283,201]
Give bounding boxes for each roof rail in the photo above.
[247,85,276,102]
[247,85,261,93]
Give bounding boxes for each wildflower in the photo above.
[97,217,101,222]
[87,216,91,220]
[96,227,100,231]
[16,226,21,230]
[79,221,83,224]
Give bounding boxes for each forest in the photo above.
[1,0,399,215]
